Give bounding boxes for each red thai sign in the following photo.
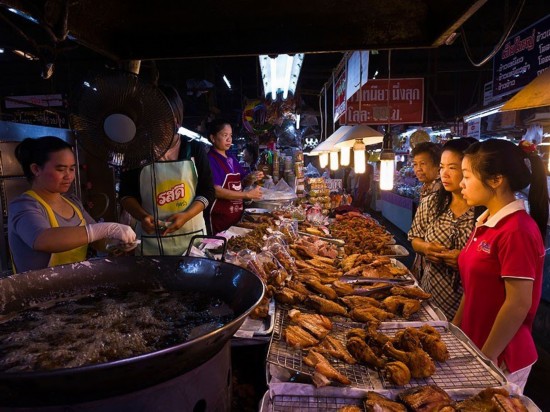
[340,78,424,125]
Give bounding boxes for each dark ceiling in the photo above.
[0,0,547,129]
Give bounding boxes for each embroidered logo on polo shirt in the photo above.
[477,240,491,254]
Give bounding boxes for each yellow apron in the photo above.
[24,190,88,268]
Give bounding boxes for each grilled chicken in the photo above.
[284,325,319,349]
[331,280,356,296]
[307,295,348,316]
[382,296,422,319]
[398,385,455,412]
[286,279,310,296]
[274,287,306,304]
[395,327,450,362]
[304,278,338,300]
[350,306,395,322]
[364,391,407,412]
[302,350,351,386]
[383,342,436,378]
[346,328,368,341]
[346,336,386,369]
[288,309,332,339]
[338,406,362,412]
[385,361,412,386]
[341,295,382,309]
[317,335,356,364]
[455,387,528,411]
[390,286,432,299]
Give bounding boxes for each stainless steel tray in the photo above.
[267,315,505,391]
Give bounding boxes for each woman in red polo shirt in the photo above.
[454,139,548,391]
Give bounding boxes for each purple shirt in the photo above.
[207,150,249,186]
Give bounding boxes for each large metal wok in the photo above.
[0,256,265,407]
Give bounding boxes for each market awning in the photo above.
[501,69,550,112]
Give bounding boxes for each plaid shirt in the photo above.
[408,193,475,319]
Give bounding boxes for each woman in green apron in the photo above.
[119,85,215,256]
[8,136,136,273]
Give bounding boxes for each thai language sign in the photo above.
[492,15,550,98]
[333,70,346,122]
[340,78,424,125]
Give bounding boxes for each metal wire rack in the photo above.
[272,394,364,411]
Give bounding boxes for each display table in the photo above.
[380,191,416,233]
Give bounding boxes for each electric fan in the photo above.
[69,70,175,169]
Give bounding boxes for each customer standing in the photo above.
[9,136,135,272]
[408,138,479,319]
[454,139,548,391]
[409,141,443,279]
[205,120,263,234]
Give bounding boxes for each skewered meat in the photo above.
[341,295,382,309]
[398,385,455,412]
[382,296,422,318]
[346,336,386,368]
[302,350,351,386]
[317,335,356,364]
[307,295,348,316]
[304,278,338,300]
[288,309,332,339]
[384,342,436,378]
[364,392,407,412]
[385,361,412,386]
[350,306,395,322]
[331,280,356,296]
[390,286,432,299]
[284,325,319,349]
[338,406,361,412]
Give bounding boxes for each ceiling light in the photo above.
[340,146,351,166]
[463,103,504,123]
[259,54,304,101]
[330,151,339,171]
[222,75,232,90]
[319,152,329,169]
[380,130,395,191]
[353,139,366,174]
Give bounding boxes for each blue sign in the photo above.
[492,15,550,98]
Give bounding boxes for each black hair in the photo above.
[207,119,232,140]
[434,137,484,218]
[158,84,184,127]
[15,136,73,182]
[410,142,442,166]
[464,139,549,240]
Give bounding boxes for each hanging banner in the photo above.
[492,14,550,99]
[466,118,481,139]
[340,78,424,125]
[333,70,346,122]
[346,51,369,101]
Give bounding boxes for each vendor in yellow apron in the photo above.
[24,190,88,267]
[138,145,206,256]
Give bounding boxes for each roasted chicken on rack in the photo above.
[385,361,412,386]
[383,341,436,379]
[302,350,351,386]
[284,325,319,349]
[316,335,356,364]
[455,387,527,411]
[303,278,338,300]
[364,392,407,412]
[350,306,395,322]
[307,295,348,316]
[382,296,422,319]
[394,326,450,362]
[288,309,333,339]
[338,406,362,412]
[390,285,432,300]
[346,336,386,369]
[341,295,382,309]
[397,385,455,412]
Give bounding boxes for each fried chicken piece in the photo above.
[307,295,348,316]
[382,296,422,319]
[341,295,382,309]
[302,350,351,386]
[398,385,455,412]
[346,336,386,369]
[288,309,332,339]
[304,278,338,300]
[317,335,356,364]
[396,327,449,362]
[394,329,422,351]
[390,286,432,299]
[341,253,360,272]
[286,279,310,296]
[274,287,306,305]
[344,264,371,277]
[492,393,528,412]
[365,323,391,348]
[385,361,412,386]
[350,306,395,322]
[419,324,441,338]
[455,387,513,411]
[331,280,356,296]
[346,328,368,340]
[383,342,436,378]
[364,392,407,412]
[339,406,361,412]
[284,325,319,349]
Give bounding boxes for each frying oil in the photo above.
[0,290,234,372]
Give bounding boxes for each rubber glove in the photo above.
[86,223,136,244]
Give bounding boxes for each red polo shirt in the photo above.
[458,200,544,372]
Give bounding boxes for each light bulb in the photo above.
[353,139,366,174]
[330,151,339,171]
[340,146,351,166]
[380,150,395,190]
[319,152,329,169]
